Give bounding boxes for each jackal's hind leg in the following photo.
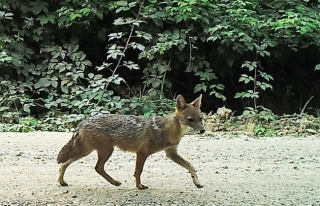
[58,147,93,186]
[95,148,121,186]
[58,160,73,186]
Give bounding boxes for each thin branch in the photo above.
[186,33,192,72]
[159,59,171,99]
[253,52,259,110]
[105,0,145,93]
[300,96,314,115]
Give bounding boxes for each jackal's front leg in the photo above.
[134,152,149,189]
[165,146,203,188]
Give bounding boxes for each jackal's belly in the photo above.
[109,125,172,153]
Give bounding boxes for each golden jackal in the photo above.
[57,94,205,189]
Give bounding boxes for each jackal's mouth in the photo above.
[189,128,205,134]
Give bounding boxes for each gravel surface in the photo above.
[0,132,320,206]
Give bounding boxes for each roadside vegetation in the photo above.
[1,0,320,136]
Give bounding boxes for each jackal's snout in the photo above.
[195,122,205,134]
[187,116,205,134]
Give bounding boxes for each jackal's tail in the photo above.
[57,133,79,164]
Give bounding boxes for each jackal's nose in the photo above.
[199,129,205,134]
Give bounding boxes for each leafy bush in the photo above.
[1,0,320,131]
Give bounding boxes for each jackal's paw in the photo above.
[137,184,149,190]
[195,183,204,188]
[59,181,68,187]
[112,180,122,186]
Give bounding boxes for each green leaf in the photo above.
[175,15,183,23]
[113,77,124,84]
[263,51,270,57]
[117,1,128,6]
[202,84,207,92]
[34,78,51,89]
[0,106,9,112]
[216,84,224,90]
[143,33,152,41]
[177,44,185,51]
[25,48,34,54]
[51,80,58,88]
[38,15,48,26]
[239,76,246,82]
[234,93,243,98]
[200,36,206,42]
[88,73,94,79]
[96,12,103,20]
[31,5,42,15]
[248,65,255,71]
[315,64,320,71]
[194,84,202,93]
[47,14,55,23]
[131,43,145,51]
[21,70,28,76]
[214,93,226,101]
[21,6,29,13]
[61,86,68,93]
[23,105,30,113]
[128,2,136,7]
[70,13,80,21]
[80,8,91,15]
[153,19,163,26]
[114,18,125,25]
[44,103,52,109]
[12,58,22,67]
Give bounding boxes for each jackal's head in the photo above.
[175,94,205,134]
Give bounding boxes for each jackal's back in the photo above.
[78,114,167,136]
[76,114,176,152]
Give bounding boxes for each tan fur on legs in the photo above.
[95,147,121,186]
[165,146,203,188]
[58,160,73,186]
[57,137,94,186]
[134,152,149,189]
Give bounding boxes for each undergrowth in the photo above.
[2,101,320,138]
[204,106,320,138]
[0,96,175,132]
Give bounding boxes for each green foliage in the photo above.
[194,68,226,101]
[254,126,278,137]
[243,106,276,122]
[235,60,274,109]
[243,106,278,137]
[1,0,320,131]
[0,96,175,132]
[121,96,175,116]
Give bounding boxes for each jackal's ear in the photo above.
[176,95,187,111]
[190,94,202,108]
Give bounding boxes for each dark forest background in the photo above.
[1,0,320,127]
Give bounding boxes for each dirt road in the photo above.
[0,132,320,205]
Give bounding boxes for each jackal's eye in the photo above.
[187,117,194,122]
